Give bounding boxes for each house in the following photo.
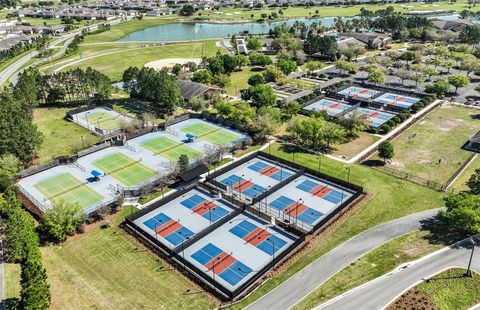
[236,38,248,55]
[176,80,223,100]
[338,32,391,50]
[432,19,475,33]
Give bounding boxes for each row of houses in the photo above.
[13,6,137,21]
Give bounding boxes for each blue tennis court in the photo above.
[338,86,380,99]
[247,161,292,181]
[220,174,267,198]
[269,195,323,225]
[349,107,396,128]
[143,212,194,246]
[180,194,230,223]
[229,220,288,255]
[303,98,352,117]
[374,93,419,109]
[191,243,253,286]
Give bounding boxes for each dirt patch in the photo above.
[387,288,439,310]
[144,58,201,70]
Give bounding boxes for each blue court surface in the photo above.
[348,107,396,128]
[133,188,235,248]
[373,93,419,109]
[183,213,297,291]
[338,86,380,99]
[217,157,296,200]
[263,174,354,229]
[303,98,352,117]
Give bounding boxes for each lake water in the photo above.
[117,14,460,42]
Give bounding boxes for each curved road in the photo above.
[316,237,480,310]
[245,208,441,310]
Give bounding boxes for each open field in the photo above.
[372,105,479,184]
[293,230,448,309]
[33,108,99,163]
[332,132,380,160]
[389,268,480,310]
[226,67,264,96]
[227,142,445,309]
[452,155,480,191]
[58,40,220,80]
[41,206,216,309]
[4,263,21,308]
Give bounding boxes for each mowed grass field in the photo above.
[60,40,220,80]
[41,207,216,309]
[227,142,446,309]
[373,105,479,184]
[33,108,99,163]
[452,155,480,191]
[4,263,21,307]
[293,230,447,310]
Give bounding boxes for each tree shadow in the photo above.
[4,298,19,309]
[419,217,469,248]
[362,159,385,167]
[470,113,480,120]
[278,143,315,156]
[250,67,265,72]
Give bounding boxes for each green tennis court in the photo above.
[180,123,240,145]
[34,173,103,209]
[140,136,201,161]
[92,153,156,187]
[83,112,122,130]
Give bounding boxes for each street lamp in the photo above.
[238,174,245,201]
[317,155,322,173]
[295,198,303,226]
[180,235,190,269]
[346,166,351,183]
[466,237,475,277]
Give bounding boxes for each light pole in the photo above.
[295,198,303,226]
[345,166,351,183]
[80,135,85,148]
[238,174,245,201]
[264,237,276,270]
[466,237,475,277]
[317,155,322,173]
[180,236,190,269]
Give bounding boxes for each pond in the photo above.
[117,14,461,42]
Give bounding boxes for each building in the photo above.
[176,80,223,100]
[338,32,391,50]
[432,18,475,33]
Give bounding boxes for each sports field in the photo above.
[34,173,103,209]
[180,123,240,145]
[83,111,122,130]
[92,153,156,187]
[372,105,479,184]
[140,136,200,161]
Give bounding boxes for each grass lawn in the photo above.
[60,40,220,80]
[41,206,216,309]
[372,105,479,184]
[451,155,480,191]
[233,144,264,158]
[209,157,233,170]
[195,0,477,20]
[4,263,21,308]
[33,108,99,163]
[332,132,380,159]
[83,17,176,43]
[227,142,446,309]
[226,66,264,96]
[390,268,480,310]
[138,186,174,205]
[293,230,447,310]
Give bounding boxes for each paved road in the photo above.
[316,237,480,310]
[245,208,440,310]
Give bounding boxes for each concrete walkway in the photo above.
[316,237,480,310]
[245,208,440,310]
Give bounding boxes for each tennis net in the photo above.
[105,158,142,175]
[49,181,89,200]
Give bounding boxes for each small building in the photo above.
[176,80,223,101]
[432,19,475,33]
[235,38,248,55]
[338,32,391,50]
[464,131,480,153]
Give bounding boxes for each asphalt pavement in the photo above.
[316,237,480,310]
[245,208,440,310]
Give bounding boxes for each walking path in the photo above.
[245,208,440,310]
[316,237,480,310]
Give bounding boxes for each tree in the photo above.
[19,259,51,309]
[338,110,368,136]
[177,154,190,175]
[448,74,470,93]
[39,201,86,242]
[192,70,213,84]
[276,59,297,75]
[241,84,277,108]
[249,113,280,142]
[213,73,231,88]
[281,101,300,119]
[467,168,480,195]
[263,65,285,82]
[234,55,248,70]
[247,37,261,50]
[460,25,480,45]
[304,60,324,73]
[172,63,182,76]
[378,141,394,163]
[0,92,43,161]
[249,52,273,67]
[367,69,386,85]
[179,5,195,16]
[248,74,265,86]
[322,122,347,148]
[335,60,359,74]
[425,78,451,97]
[304,34,338,60]
[437,193,480,234]
[396,68,414,85]
[460,56,480,77]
